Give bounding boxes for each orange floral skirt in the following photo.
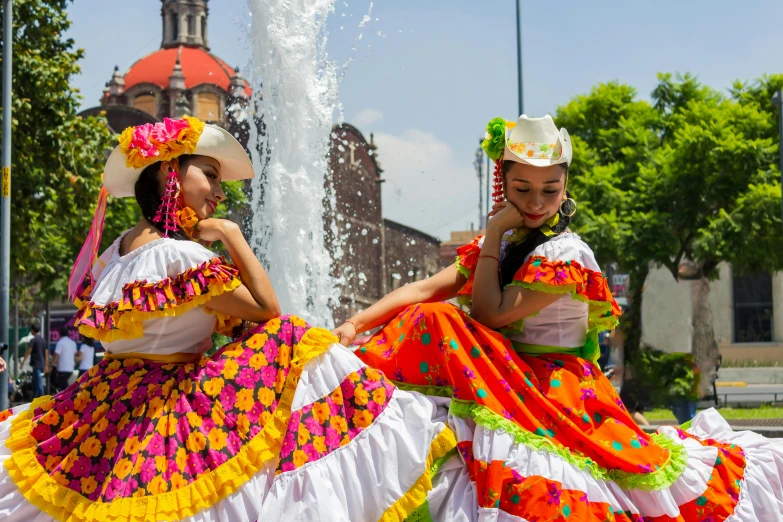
[356,302,770,521]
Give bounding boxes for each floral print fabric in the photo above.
[277,366,396,472]
[73,257,242,343]
[458,428,745,522]
[358,302,748,519]
[358,302,667,475]
[10,315,308,501]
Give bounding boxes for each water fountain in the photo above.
[245,0,343,328]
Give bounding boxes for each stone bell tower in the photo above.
[161,0,209,50]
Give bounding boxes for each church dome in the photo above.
[124,46,251,97]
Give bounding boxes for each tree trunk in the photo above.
[622,265,649,378]
[691,275,721,397]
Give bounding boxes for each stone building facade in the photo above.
[327,124,444,324]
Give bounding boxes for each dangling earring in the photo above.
[560,197,577,217]
[153,164,182,237]
[491,159,504,204]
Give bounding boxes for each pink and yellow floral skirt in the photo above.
[0,315,455,522]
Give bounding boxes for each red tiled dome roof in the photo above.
[124,46,251,97]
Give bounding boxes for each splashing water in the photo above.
[246,0,343,328]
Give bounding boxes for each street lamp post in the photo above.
[0,0,12,411]
[773,90,783,237]
[515,0,524,116]
[475,141,484,229]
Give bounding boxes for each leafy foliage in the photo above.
[556,73,783,389]
[631,347,698,405]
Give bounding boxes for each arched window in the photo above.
[188,15,195,36]
[196,92,220,122]
[134,94,156,117]
[172,17,178,41]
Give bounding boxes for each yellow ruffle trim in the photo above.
[77,276,242,343]
[378,426,457,522]
[4,325,338,522]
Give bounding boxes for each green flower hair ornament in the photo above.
[481,117,511,161]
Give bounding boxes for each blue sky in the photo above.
[66,0,783,239]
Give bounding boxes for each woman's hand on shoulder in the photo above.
[333,321,357,347]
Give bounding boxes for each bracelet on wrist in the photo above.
[479,255,500,263]
[345,319,359,332]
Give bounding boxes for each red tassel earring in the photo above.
[153,163,182,237]
[491,159,504,204]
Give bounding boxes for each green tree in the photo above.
[0,0,136,300]
[557,74,783,394]
[643,74,781,394]
[556,82,663,368]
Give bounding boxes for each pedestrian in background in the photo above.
[77,337,95,377]
[48,327,77,392]
[19,321,46,398]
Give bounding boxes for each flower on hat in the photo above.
[118,116,206,169]
[150,117,190,143]
[481,117,512,161]
[119,123,159,167]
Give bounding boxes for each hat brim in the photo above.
[104,125,255,198]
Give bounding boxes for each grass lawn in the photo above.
[646,406,783,420]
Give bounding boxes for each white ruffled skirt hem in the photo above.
[0,344,452,522]
[426,407,783,522]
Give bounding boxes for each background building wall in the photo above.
[642,262,783,363]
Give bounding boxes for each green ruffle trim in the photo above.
[506,280,619,335]
[454,256,471,279]
[449,400,689,491]
[453,258,618,337]
[401,447,456,521]
[403,500,433,522]
[392,381,455,398]
[431,447,458,475]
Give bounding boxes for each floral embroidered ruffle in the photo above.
[73,256,242,343]
[508,255,622,333]
[455,236,621,334]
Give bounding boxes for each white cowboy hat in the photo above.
[104,121,254,198]
[504,114,572,167]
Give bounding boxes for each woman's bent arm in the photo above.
[341,264,466,334]
[199,220,281,323]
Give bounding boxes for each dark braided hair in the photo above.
[499,161,572,288]
[134,155,193,240]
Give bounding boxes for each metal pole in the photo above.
[515,0,524,116]
[13,296,17,379]
[778,90,783,235]
[485,154,490,222]
[475,142,483,228]
[0,0,12,411]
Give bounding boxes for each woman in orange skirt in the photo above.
[333,115,783,521]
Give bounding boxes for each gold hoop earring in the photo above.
[560,197,577,217]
